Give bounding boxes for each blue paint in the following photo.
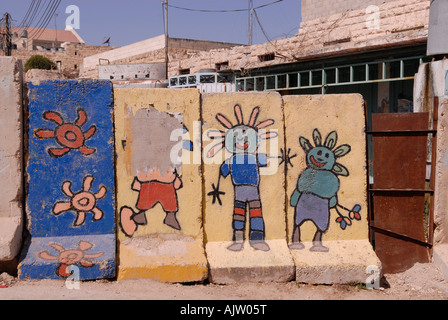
[19,80,115,280]
[220,154,267,186]
[19,235,115,280]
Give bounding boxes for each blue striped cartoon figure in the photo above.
[207,105,279,252]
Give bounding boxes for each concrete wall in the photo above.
[0,57,23,262]
[0,65,382,284]
[114,88,207,282]
[202,92,295,283]
[18,80,116,280]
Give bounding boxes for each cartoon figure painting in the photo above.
[289,129,361,252]
[207,104,278,252]
[119,107,192,237]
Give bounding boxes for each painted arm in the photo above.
[131,177,142,191]
[172,169,183,190]
[329,195,337,208]
[290,189,301,207]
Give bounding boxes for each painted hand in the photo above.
[279,148,297,168]
[207,183,225,206]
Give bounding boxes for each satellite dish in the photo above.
[20,29,28,38]
[102,37,111,46]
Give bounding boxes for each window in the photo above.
[258,53,275,62]
[215,61,229,71]
[179,68,190,75]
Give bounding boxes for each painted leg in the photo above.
[310,230,329,252]
[119,206,147,237]
[163,211,181,230]
[227,201,245,252]
[248,201,270,252]
[288,225,305,250]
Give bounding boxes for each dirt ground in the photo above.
[0,262,447,301]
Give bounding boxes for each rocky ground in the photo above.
[0,262,447,301]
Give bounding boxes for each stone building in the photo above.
[1,26,116,77]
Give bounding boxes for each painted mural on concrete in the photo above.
[119,107,191,236]
[114,88,207,283]
[289,128,362,252]
[18,80,116,280]
[207,104,279,252]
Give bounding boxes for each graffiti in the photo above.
[119,108,193,237]
[35,108,97,158]
[52,175,107,227]
[207,104,279,252]
[289,129,361,252]
[38,241,104,278]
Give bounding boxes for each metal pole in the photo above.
[4,13,11,56]
[54,13,58,48]
[164,0,169,79]
[248,0,253,45]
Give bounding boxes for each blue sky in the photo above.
[3,0,302,46]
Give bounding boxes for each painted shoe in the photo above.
[119,206,137,237]
[250,240,270,251]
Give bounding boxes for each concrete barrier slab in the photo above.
[202,92,294,284]
[0,57,24,261]
[283,94,381,285]
[18,80,116,280]
[114,88,207,282]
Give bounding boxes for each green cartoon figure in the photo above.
[289,129,361,252]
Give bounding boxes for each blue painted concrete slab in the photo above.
[19,235,116,280]
[19,80,116,280]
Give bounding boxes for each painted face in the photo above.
[225,125,258,154]
[306,146,335,171]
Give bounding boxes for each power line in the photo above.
[24,0,43,30]
[29,0,61,40]
[27,0,53,37]
[167,0,283,13]
[18,0,36,28]
[32,0,61,39]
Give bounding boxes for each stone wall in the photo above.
[167,0,430,77]
[301,0,397,22]
[2,43,116,78]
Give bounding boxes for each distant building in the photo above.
[0,26,115,77]
[8,26,84,51]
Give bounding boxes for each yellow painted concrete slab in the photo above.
[292,240,381,284]
[202,92,293,284]
[114,88,207,282]
[283,94,381,284]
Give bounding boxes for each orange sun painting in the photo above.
[35,108,97,158]
[52,175,107,227]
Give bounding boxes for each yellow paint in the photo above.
[118,238,208,282]
[201,92,294,284]
[202,92,286,243]
[283,94,368,243]
[114,88,207,282]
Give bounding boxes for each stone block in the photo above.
[18,80,116,280]
[0,57,24,261]
[202,92,294,284]
[114,88,207,282]
[283,94,381,284]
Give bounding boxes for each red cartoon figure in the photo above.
[35,108,97,158]
[120,167,183,236]
[118,107,193,237]
[38,241,104,278]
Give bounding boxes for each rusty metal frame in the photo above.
[366,99,438,256]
